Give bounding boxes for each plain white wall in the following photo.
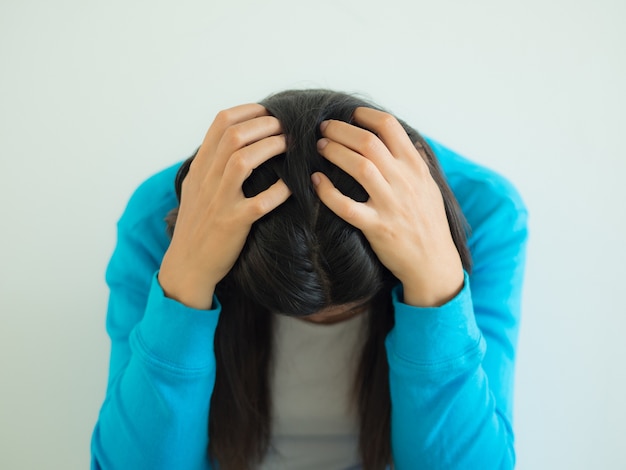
[1,0,624,468]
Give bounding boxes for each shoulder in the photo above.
[118,161,184,231]
[109,160,185,278]
[426,137,528,250]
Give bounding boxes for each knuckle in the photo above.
[248,198,269,218]
[222,126,246,149]
[360,133,381,154]
[356,159,377,181]
[378,113,399,132]
[228,150,250,174]
[214,109,234,128]
[339,199,357,221]
[412,154,431,176]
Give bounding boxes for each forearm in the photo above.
[387,353,514,469]
[386,276,515,469]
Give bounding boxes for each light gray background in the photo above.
[1,0,624,468]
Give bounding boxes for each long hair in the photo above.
[165,89,471,470]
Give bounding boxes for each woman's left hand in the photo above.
[312,107,464,308]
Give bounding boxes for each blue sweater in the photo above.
[91,138,528,469]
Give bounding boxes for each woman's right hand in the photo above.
[158,104,290,309]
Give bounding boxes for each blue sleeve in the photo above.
[90,168,219,470]
[386,141,528,469]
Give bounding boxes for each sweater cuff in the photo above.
[131,271,221,373]
[386,271,485,373]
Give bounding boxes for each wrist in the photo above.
[159,253,217,310]
[400,267,464,308]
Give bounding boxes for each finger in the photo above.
[212,115,283,171]
[316,138,394,203]
[351,107,418,161]
[203,103,269,150]
[202,116,284,184]
[221,134,287,190]
[194,103,271,171]
[321,119,396,173]
[244,178,292,222]
[311,172,375,229]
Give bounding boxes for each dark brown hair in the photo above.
[166,89,471,469]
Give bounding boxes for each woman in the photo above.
[91,89,528,469]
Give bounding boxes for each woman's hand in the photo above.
[312,107,464,307]
[159,104,291,309]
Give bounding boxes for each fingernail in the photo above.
[317,138,329,150]
[311,173,321,186]
[320,120,329,131]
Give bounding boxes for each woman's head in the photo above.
[233,90,392,316]
[169,89,469,318]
